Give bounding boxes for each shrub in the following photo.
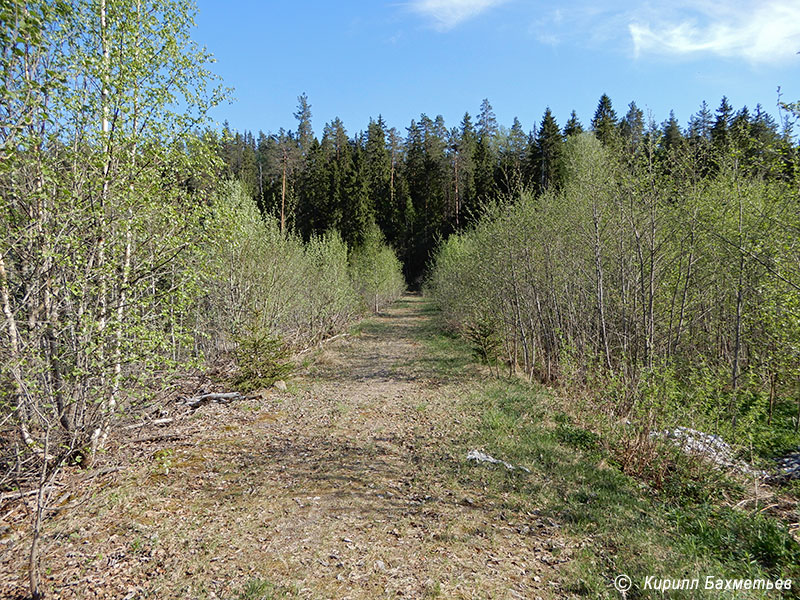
[349,223,406,313]
[232,331,293,393]
[198,183,406,377]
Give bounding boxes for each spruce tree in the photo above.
[341,144,373,248]
[456,113,478,226]
[534,108,564,192]
[564,110,584,137]
[497,116,527,192]
[711,96,734,154]
[591,94,618,146]
[365,117,394,240]
[688,101,713,140]
[661,110,684,152]
[619,101,644,149]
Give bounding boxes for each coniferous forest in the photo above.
[217,93,797,282]
[4,1,800,598]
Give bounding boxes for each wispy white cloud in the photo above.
[630,1,800,64]
[528,2,634,48]
[407,0,509,31]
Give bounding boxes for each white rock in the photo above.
[654,426,766,477]
[467,449,530,473]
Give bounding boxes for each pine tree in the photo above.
[474,100,499,204]
[294,92,314,157]
[478,98,498,140]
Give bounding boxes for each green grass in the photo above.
[471,381,800,598]
[408,307,476,380]
[417,298,800,599]
[231,578,295,600]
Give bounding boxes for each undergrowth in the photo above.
[419,299,800,599]
[232,331,294,392]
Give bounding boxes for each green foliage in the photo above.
[199,182,405,386]
[673,506,800,579]
[232,332,293,393]
[219,92,793,284]
[151,449,175,476]
[348,223,406,313]
[0,0,225,466]
[427,128,800,461]
[555,422,601,454]
[459,375,800,599]
[465,318,502,367]
[199,181,358,355]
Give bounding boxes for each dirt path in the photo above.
[2,295,570,599]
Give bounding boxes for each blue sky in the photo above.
[193,0,800,137]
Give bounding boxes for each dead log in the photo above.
[82,465,125,479]
[0,485,61,504]
[133,433,187,443]
[184,392,242,409]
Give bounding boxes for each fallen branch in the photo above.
[133,433,187,443]
[19,424,56,462]
[296,332,350,356]
[82,465,125,479]
[123,417,174,431]
[184,392,242,410]
[0,484,61,504]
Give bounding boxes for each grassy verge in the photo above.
[418,300,800,599]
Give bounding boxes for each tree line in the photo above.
[218,93,797,284]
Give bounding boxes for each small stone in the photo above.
[374,560,386,571]
[273,380,287,392]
